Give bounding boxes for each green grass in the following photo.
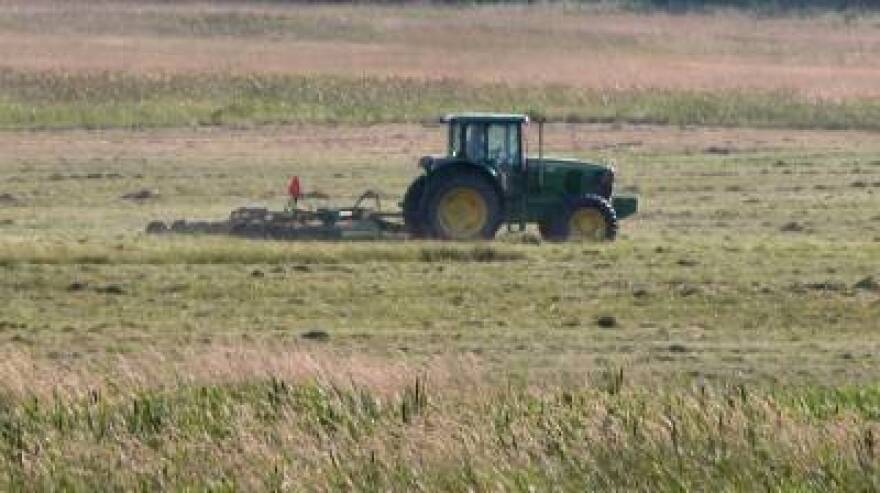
[1,124,879,380]
[789,384,880,420]
[2,69,880,131]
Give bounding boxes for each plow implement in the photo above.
[147,180,406,241]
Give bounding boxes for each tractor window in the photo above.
[486,123,520,167]
[465,124,486,162]
[449,122,463,157]
[488,124,506,164]
[507,123,520,167]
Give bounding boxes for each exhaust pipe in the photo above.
[538,117,545,189]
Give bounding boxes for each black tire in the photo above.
[539,195,618,242]
[402,175,427,238]
[424,172,502,240]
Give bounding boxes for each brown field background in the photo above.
[0,0,879,98]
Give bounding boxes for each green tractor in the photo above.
[403,113,638,241]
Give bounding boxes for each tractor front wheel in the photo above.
[425,173,502,240]
[540,195,618,242]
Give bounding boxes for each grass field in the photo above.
[2,123,879,489]
[1,1,880,490]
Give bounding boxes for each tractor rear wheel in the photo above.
[539,195,618,242]
[402,175,427,238]
[425,173,502,240]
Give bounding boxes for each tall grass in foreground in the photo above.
[2,69,879,131]
[0,348,878,490]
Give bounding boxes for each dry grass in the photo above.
[0,345,479,402]
[0,1,878,98]
[3,122,879,160]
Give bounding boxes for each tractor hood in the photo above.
[527,156,612,173]
[527,156,616,200]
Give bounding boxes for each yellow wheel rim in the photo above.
[569,208,608,241]
[436,187,488,239]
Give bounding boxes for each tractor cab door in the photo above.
[485,122,524,193]
[486,122,527,223]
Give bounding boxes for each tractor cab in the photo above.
[445,113,527,170]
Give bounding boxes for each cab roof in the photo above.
[442,112,529,124]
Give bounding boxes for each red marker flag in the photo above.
[287,176,302,199]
